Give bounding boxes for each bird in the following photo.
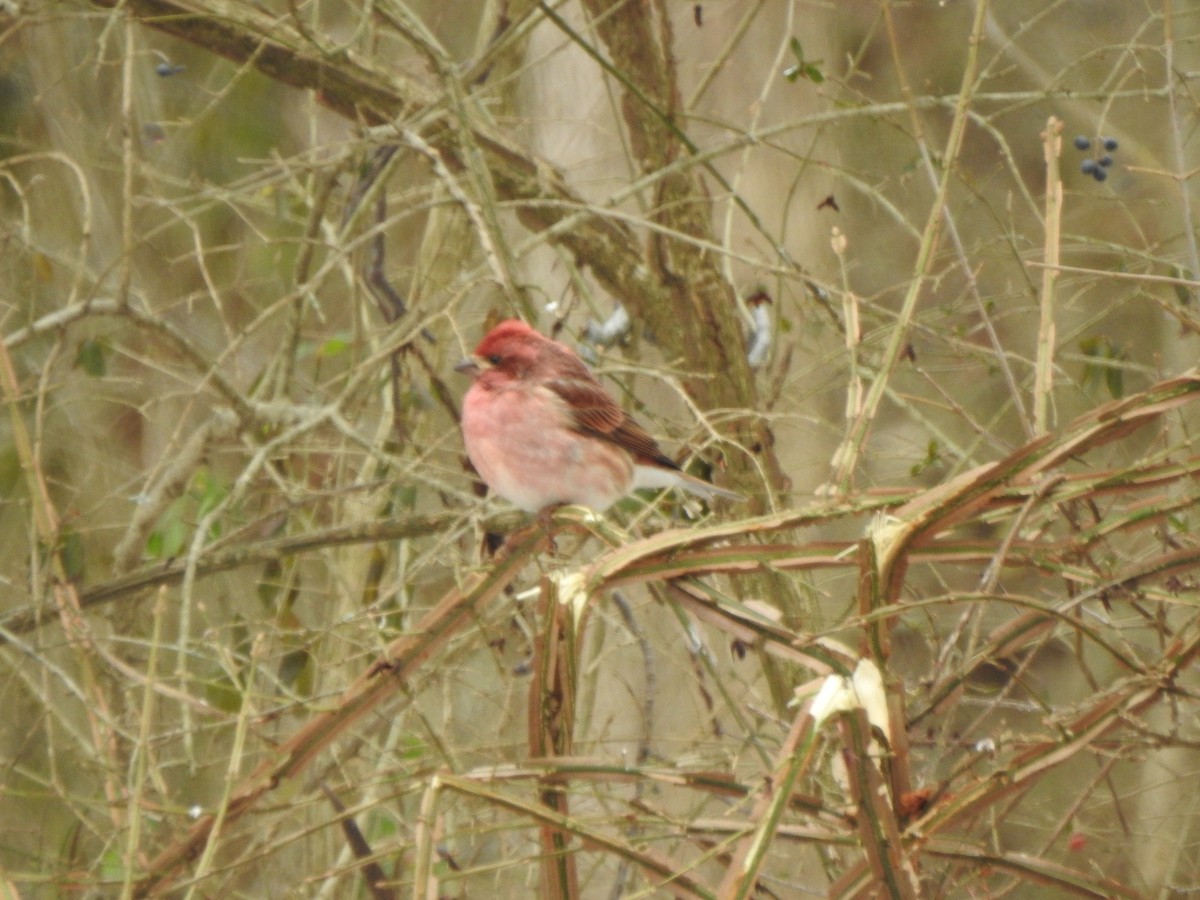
[456,319,742,513]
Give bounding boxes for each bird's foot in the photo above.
[536,503,566,554]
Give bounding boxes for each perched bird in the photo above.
[457,319,742,513]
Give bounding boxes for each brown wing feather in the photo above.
[545,376,680,471]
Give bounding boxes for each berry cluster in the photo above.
[1073,135,1118,182]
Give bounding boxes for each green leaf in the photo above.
[1105,363,1124,399]
[318,336,349,358]
[193,469,226,515]
[99,843,126,881]
[205,674,244,713]
[1171,266,1194,306]
[398,734,428,761]
[188,468,228,539]
[147,514,188,560]
[163,518,188,558]
[371,813,399,840]
[784,38,825,83]
[278,646,313,692]
[910,439,942,477]
[394,482,418,510]
[59,529,85,581]
[1079,335,1127,399]
[76,338,107,377]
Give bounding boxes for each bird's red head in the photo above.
[470,320,545,377]
[474,319,535,356]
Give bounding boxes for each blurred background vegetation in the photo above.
[2,0,1200,896]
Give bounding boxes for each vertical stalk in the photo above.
[1034,117,1064,434]
[829,0,991,491]
[529,572,582,900]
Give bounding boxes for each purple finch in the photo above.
[457,320,742,512]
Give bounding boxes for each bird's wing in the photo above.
[545,376,680,470]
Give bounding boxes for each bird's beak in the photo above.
[454,356,482,377]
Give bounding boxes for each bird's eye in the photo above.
[486,354,502,365]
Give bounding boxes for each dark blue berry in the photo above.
[1099,155,1113,168]
[1102,137,1118,151]
[1081,159,1098,175]
[155,63,185,77]
[1074,135,1091,151]
[1093,167,1108,182]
